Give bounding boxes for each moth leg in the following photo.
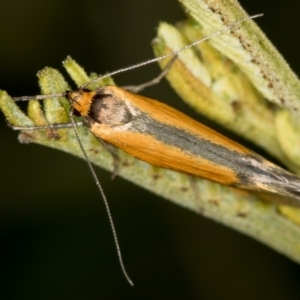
[96,137,120,180]
[10,121,84,131]
[122,55,177,93]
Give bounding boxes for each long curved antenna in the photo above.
[69,110,134,286]
[80,14,263,89]
[13,14,262,102]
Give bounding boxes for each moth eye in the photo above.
[72,109,81,117]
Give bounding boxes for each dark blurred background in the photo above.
[1,1,300,299]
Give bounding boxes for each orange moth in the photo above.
[65,85,300,207]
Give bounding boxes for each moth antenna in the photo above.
[12,92,134,286]
[13,93,66,102]
[80,13,263,89]
[69,110,134,286]
[13,14,262,101]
